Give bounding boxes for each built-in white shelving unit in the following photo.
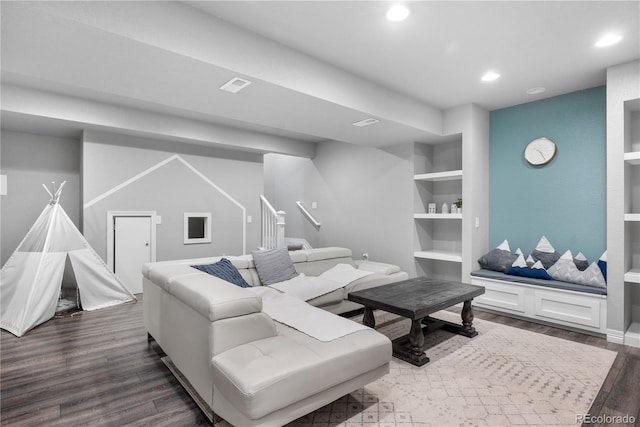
[615,92,640,347]
[623,101,640,347]
[413,138,464,281]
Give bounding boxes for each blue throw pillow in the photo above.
[598,259,607,282]
[505,255,552,280]
[597,250,607,282]
[507,265,553,280]
[192,258,250,288]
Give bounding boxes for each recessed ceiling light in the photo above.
[386,4,410,21]
[353,118,380,127]
[481,72,500,82]
[526,87,546,95]
[595,34,623,47]
[220,77,252,93]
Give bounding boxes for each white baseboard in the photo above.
[606,328,625,344]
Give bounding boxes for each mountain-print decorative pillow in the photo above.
[548,250,606,288]
[531,236,561,269]
[477,240,518,272]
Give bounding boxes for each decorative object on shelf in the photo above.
[454,198,462,214]
[428,203,436,214]
[524,137,557,166]
[442,203,449,214]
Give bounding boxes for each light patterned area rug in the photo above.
[276,310,617,427]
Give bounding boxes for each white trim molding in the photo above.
[184,212,212,245]
[106,211,157,272]
[606,328,625,345]
[86,154,247,254]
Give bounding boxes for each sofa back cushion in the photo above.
[294,257,356,276]
[170,274,262,322]
[292,247,355,277]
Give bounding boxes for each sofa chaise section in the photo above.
[143,247,404,426]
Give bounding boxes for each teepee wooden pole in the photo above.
[42,184,53,198]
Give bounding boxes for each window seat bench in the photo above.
[470,269,607,335]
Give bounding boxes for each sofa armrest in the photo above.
[354,260,401,275]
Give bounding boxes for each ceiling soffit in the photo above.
[1,1,446,149]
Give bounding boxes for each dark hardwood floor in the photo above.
[1,296,639,426]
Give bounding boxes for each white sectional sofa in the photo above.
[142,247,408,426]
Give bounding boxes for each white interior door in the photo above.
[114,216,152,294]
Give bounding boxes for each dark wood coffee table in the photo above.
[348,277,485,366]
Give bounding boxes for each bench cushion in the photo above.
[471,269,607,295]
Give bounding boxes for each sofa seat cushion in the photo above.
[301,247,352,262]
[211,326,391,420]
[306,288,344,307]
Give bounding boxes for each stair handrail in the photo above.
[296,201,321,230]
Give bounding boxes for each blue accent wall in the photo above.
[489,86,606,262]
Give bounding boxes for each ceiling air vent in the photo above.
[352,118,380,127]
[220,77,252,93]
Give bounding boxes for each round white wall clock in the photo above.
[524,137,557,166]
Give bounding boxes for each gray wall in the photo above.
[1,131,81,265]
[266,141,415,275]
[263,153,311,243]
[83,131,264,261]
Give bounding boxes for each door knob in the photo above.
[145,243,149,246]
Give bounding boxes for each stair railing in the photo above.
[296,201,321,230]
[260,195,286,249]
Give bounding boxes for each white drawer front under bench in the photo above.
[471,276,607,335]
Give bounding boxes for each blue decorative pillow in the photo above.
[598,251,607,282]
[505,255,552,280]
[192,258,250,288]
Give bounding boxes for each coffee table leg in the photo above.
[409,319,425,355]
[362,307,375,328]
[391,318,429,366]
[461,300,477,337]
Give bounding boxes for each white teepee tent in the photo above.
[1,182,136,337]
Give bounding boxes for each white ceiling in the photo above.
[189,0,639,111]
[1,1,639,151]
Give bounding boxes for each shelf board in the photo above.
[414,170,463,182]
[414,213,462,219]
[624,151,640,165]
[624,322,640,348]
[625,269,640,284]
[624,213,640,221]
[414,250,462,263]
